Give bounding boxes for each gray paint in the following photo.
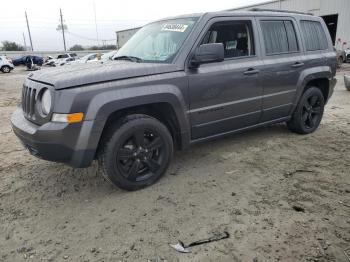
[11,10,337,168]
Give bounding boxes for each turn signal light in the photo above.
[52,113,84,123]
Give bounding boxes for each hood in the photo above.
[28,61,180,89]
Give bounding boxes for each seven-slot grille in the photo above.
[22,85,37,118]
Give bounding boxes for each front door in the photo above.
[187,17,263,140]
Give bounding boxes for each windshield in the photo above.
[116,17,198,63]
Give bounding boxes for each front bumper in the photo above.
[11,107,95,167]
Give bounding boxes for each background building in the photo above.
[116,0,350,50]
[115,27,141,49]
[229,0,350,49]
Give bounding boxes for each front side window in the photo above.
[116,18,198,63]
[260,20,299,55]
[201,20,255,58]
[300,20,328,51]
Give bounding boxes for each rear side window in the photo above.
[260,20,299,55]
[300,20,328,51]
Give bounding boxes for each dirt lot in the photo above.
[0,66,349,262]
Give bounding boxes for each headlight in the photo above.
[41,89,52,115]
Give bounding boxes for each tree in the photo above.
[89,45,117,50]
[69,44,84,51]
[1,41,25,51]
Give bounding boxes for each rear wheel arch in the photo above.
[296,69,332,102]
[304,78,330,101]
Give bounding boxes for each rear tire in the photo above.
[98,114,173,191]
[1,66,11,73]
[287,87,325,134]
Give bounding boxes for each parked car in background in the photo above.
[345,48,350,62]
[0,55,14,73]
[12,55,44,66]
[46,53,78,66]
[66,53,100,65]
[335,48,346,67]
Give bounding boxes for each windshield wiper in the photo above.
[113,55,143,63]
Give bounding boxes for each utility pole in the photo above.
[25,11,33,51]
[60,8,67,51]
[93,2,99,47]
[22,33,27,51]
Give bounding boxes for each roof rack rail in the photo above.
[249,8,313,16]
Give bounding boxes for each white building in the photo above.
[229,0,350,49]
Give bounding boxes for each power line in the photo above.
[66,31,116,42]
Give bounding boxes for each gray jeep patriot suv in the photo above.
[11,9,337,190]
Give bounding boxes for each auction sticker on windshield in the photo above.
[161,24,189,32]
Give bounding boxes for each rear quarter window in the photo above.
[300,20,328,51]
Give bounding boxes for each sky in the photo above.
[0,0,269,51]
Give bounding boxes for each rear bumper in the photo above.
[11,107,95,168]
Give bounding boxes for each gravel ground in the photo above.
[0,66,349,262]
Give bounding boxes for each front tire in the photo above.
[98,114,173,191]
[1,66,11,73]
[287,87,325,134]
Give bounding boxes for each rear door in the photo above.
[256,17,304,122]
[187,17,264,139]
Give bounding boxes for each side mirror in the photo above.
[190,43,224,68]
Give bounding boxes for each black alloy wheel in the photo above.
[115,128,165,182]
[301,94,322,130]
[98,114,173,191]
[287,87,325,134]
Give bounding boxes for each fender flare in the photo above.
[80,84,191,156]
[292,66,332,109]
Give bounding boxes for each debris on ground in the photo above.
[170,231,230,253]
[344,247,350,261]
[292,205,305,213]
[284,169,314,178]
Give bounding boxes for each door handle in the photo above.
[244,68,260,75]
[291,62,304,68]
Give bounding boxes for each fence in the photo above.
[1,50,115,59]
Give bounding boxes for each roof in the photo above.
[226,0,281,11]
